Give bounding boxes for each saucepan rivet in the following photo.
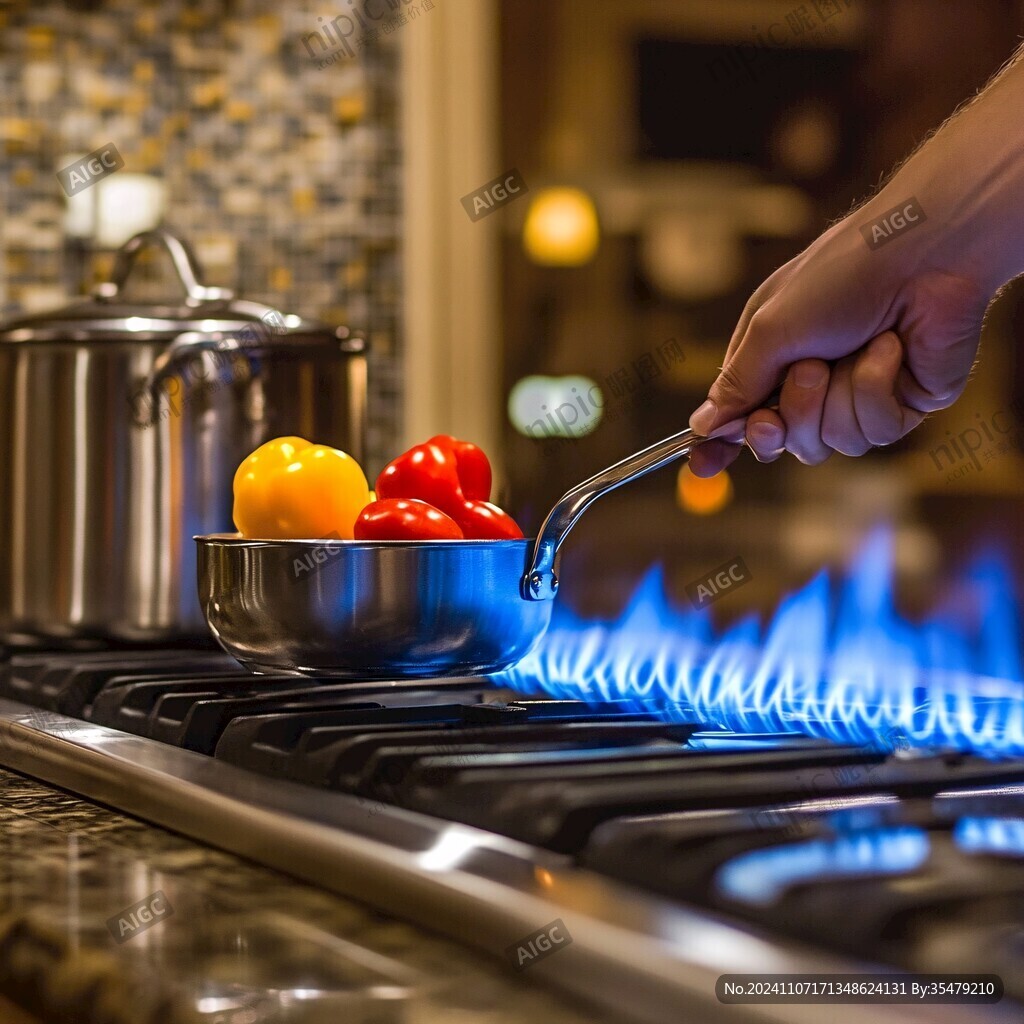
[530,572,544,593]
[550,575,559,592]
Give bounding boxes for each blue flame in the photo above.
[499,528,1024,758]
[715,827,931,906]
[954,817,1024,858]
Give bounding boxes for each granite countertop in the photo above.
[0,766,620,1024]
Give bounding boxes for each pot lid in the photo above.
[0,229,361,349]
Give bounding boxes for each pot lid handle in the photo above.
[92,229,235,306]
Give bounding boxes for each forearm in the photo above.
[864,41,1024,295]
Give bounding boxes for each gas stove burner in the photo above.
[2,524,1024,1024]
[500,529,1024,759]
[1,642,1023,1024]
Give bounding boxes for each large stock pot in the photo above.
[0,229,366,641]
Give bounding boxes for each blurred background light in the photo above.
[94,173,167,248]
[641,210,743,301]
[508,374,603,440]
[770,100,841,179]
[677,464,733,515]
[522,187,600,266]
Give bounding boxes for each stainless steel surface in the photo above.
[197,536,551,677]
[524,400,777,600]
[0,229,330,342]
[0,699,1015,1024]
[196,398,776,677]
[0,230,366,643]
[92,226,235,304]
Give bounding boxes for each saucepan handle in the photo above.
[521,392,781,601]
[128,314,289,428]
[128,332,259,428]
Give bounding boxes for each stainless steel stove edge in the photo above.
[0,700,1015,1024]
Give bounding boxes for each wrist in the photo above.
[862,174,1020,302]
[874,76,1024,296]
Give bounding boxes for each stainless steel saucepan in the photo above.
[197,412,756,678]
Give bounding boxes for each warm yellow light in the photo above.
[522,187,600,266]
[677,465,733,515]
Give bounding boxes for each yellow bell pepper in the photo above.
[233,436,371,539]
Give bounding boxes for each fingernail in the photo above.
[793,362,828,389]
[689,399,718,434]
[876,332,901,358]
[750,421,783,446]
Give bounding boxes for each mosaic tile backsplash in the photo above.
[0,0,409,470]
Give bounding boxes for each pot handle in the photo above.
[149,330,251,388]
[93,228,234,305]
[128,331,264,428]
[520,395,781,601]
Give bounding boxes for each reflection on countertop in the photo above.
[0,767,619,1024]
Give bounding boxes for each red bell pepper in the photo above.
[375,442,465,518]
[455,500,524,540]
[354,498,464,540]
[427,435,492,501]
[374,438,522,540]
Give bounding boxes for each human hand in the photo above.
[687,202,992,477]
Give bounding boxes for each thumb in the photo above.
[689,311,790,434]
[891,269,988,413]
[894,323,979,414]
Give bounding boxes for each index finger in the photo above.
[689,306,791,435]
